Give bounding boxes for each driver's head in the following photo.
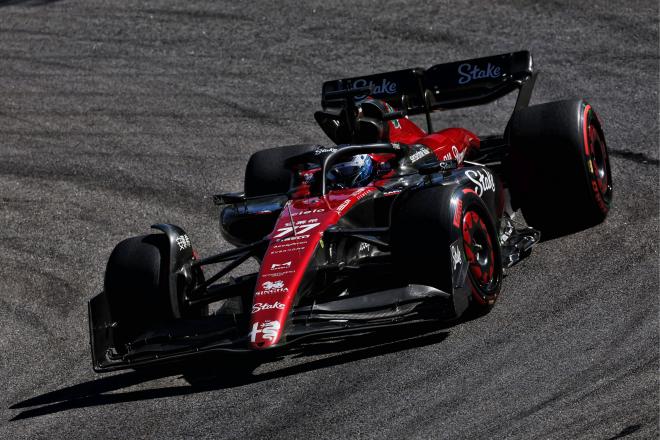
[326,154,375,189]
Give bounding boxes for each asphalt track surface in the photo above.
[1,1,658,438]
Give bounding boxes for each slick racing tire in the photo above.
[391,187,503,315]
[507,99,612,238]
[104,234,206,347]
[244,144,320,197]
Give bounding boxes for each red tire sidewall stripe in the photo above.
[461,206,494,306]
[582,104,609,214]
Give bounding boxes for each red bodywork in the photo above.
[249,116,479,349]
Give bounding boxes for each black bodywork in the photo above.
[89,144,539,372]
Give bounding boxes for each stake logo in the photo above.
[457,62,502,85]
[465,169,495,196]
[352,78,398,100]
[314,147,337,155]
[252,301,286,313]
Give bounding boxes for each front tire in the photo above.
[390,187,503,316]
[104,234,206,346]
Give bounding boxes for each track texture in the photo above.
[1,1,658,438]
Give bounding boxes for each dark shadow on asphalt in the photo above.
[9,321,449,420]
[0,0,61,6]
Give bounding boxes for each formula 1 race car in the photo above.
[89,51,612,371]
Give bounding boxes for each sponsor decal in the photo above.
[271,247,305,254]
[277,234,310,242]
[255,280,289,296]
[336,199,351,213]
[262,270,295,278]
[249,320,281,342]
[442,152,452,161]
[355,187,371,200]
[452,145,466,163]
[290,209,326,216]
[282,219,319,227]
[465,169,495,196]
[453,199,463,228]
[449,240,469,288]
[383,190,402,196]
[451,243,461,270]
[457,62,502,85]
[272,240,307,249]
[262,280,285,290]
[252,301,285,313]
[409,147,430,162]
[302,172,315,184]
[438,160,458,171]
[384,103,401,129]
[314,147,337,155]
[175,234,191,251]
[358,242,371,254]
[336,188,370,213]
[270,261,291,270]
[352,78,398,100]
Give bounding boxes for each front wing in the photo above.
[89,284,457,372]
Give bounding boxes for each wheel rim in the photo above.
[462,210,496,293]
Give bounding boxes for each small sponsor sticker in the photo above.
[449,240,469,288]
[270,261,291,270]
[453,199,463,228]
[175,234,191,251]
[409,147,430,162]
[255,280,289,296]
[262,270,295,278]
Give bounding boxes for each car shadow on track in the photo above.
[0,0,61,6]
[9,321,450,421]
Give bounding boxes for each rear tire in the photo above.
[507,99,612,238]
[390,187,502,315]
[244,144,319,196]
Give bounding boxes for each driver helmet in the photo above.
[326,154,374,189]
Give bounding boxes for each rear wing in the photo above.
[321,51,535,130]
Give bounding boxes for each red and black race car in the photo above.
[89,51,612,371]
